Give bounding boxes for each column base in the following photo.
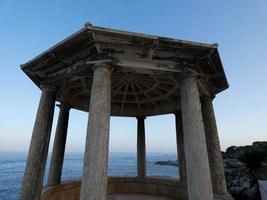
[214,193,234,200]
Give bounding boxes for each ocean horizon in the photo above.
[0,151,179,200]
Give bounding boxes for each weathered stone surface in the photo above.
[137,116,146,177]
[41,177,187,200]
[20,85,56,200]
[175,112,186,182]
[80,64,112,200]
[22,24,229,117]
[201,97,229,195]
[48,104,70,186]
[180,74,214,200]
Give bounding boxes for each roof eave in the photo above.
[21,27,88,69]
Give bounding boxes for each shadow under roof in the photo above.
[21,23,229,116]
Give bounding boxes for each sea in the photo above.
[0,152,178,200]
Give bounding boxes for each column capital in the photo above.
[180,70,200,79]
[136,116,146,121]
[173,110,182,116]
[92,63,113,72]
[56,103,71,110]
[201,95,215,103]
[40,84,56,92]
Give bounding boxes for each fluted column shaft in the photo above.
[80,64,112,200]
[175,111,186,182]
[20,85,56,200]
[137,116,146,177]
[201,97,228,195]
[48,104,70,186]
[180,74,214,200]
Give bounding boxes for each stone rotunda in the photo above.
[19,23,233,200]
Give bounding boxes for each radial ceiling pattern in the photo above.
[61,69,180,116]
[111,70,179,113]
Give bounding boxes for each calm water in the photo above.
[0,152,178,200]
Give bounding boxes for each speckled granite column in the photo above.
[175,111,186,182]
[80,64,111,200]
[19,85,56,200]
[137,116,146,177]
[48,104,70,186]
[180,74,214,200]
[201,96,230,196]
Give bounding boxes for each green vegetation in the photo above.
[239,144,267,171]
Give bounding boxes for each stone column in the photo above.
[137,116,146,177]
[180,74,214,200]
[175,111,186,182]
[48,104,70,186]
[201,96,228,195]
[19,85,56,200]
[80,64,112,200]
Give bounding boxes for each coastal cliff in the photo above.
[223,141,267,200]
[155,141,267,200]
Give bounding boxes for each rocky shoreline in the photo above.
[155,160,178,166]
[155,141,267,200]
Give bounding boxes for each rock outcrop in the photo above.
[155,160,178,166]
[155,141,267,200]
[223,141,267,200]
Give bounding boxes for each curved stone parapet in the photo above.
[41,177,187,200]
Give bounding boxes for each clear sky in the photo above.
[0,0,267,153]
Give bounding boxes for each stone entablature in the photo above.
[21,24,228,117]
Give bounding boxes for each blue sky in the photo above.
[0,0,267,152]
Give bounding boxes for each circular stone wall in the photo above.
[41,177,187,200]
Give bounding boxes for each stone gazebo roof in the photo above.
[21,23,228,117]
